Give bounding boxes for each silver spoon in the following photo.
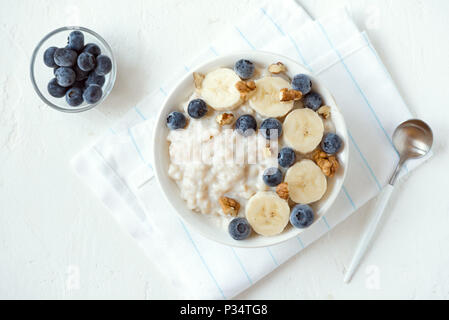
[344,119,433,283]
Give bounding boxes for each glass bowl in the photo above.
[30,26,116,113]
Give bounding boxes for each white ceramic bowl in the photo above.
[153,51,349,248]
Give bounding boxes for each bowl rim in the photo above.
[152,50,349,248]
[30,26,117,113]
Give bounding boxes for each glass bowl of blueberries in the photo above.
[30,26,116,113]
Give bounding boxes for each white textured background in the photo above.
[1,0,448,299]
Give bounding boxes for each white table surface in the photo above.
[1,0,448,300]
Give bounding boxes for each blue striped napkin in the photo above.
[73,0,431,299]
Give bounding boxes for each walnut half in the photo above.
[236,80,256,100]
[219,197,240,217]
[280,88,303,102]
[317,106,331,119]
[193,72,205,89]
[268,62,287,74]
[313,149,340,177]
[216,113,235,126]
[276,183,289,200]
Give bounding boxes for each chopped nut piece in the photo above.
[219,196,241,216]
[268,62,288,74]
[317,106,331,119]
[276,183,289,200]
[193,72,205,89]
[236,80,257,100]
[280,88,303,102]
[313,149,340,177]
[216,113,235,126]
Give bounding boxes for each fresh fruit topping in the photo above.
[83,43,101,57]
[86,72,105,87]
[245,192,290,237]
[95,55,112,76]
[268,62,287,74]
[67,31,84,52]
[65,87,84,107]
[187,99,208,119]
[235,115,257,137]
[43,47,58,68]
[228,218,252,240]
[280,88,303,102]
[83,85,103,104]
[290,204,315,229]
[201,68,242,110]
[216,113,235,126]
[278,147,296,168]
[260,118,282,140]
[285,160,327,204]
[263,167,283,187]
[313,149,340,177]
[54,48,77,67]
[234,59,255,80]
[249,77,294,118]
[304,92,323,111]
[235,80,257,101]
[166,112,187,130]
[47,78,68,98]
[276,183,289,200]
[77,52,96,72]
[54,67,76,87]
[321,133,342,155]
[283,108,324,154]
[317,106,331,119]
[219,196,241,217]
[292,74,312,95]
[193,72,205,89]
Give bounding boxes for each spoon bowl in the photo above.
[393,119,433,160]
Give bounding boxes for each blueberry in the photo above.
[85,72,105,87]
[235,115,257,137]
[54,48,77,67]
[83,43,101,57]
[187,99,208,119]
[321,133,342,155]
[77,52,96,72]
[290,204,315,229]
[234,59,255,80]
[304,92,323,111]
[43,47,58,68]
[228,218,252,241]
[292,74,312,95]
[47,78,68,98]
[54,67,76,87]
[260,118,282,140]
[167,112,187,130]
[74,65,90,81]
[72,81,86,91]
[67,31,84,52]
[95,55,112,76]
[83,85,103,104]
[263,167,283,187]
[65,87,84,107]
[278,147,296,168]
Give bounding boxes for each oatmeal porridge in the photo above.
[165,59,343,240]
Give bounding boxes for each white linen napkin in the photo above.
[72,0,431,299]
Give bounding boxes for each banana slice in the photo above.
[249,77,294,118]
[285,160,327,204]
[283,108,324,154]
[246,192,290,237]
[200,68,242,111]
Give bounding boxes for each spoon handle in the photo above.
[344,184,394,283]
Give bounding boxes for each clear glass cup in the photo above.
[30,26,116,113]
